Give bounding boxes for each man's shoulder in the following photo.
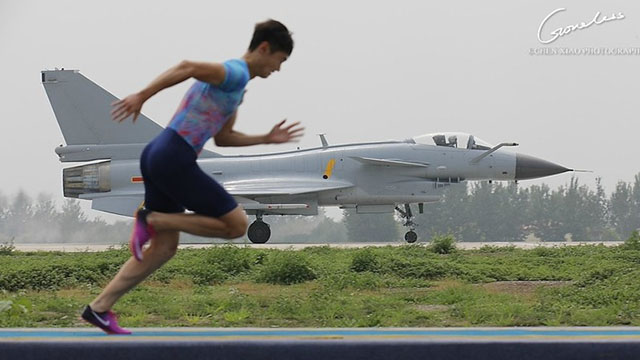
[223,58,247,67]
[220,59,249,91]
[224,59,249,76]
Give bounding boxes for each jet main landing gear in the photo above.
[396,204,419,243]
[248,212,271,244]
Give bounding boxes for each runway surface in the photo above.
[13,241,623,252]
[3,327,640,341]
[2,327,639,360]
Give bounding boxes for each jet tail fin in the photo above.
[42,69,163,146]
[42,69,223,161]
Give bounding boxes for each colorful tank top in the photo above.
[168,59,250,154]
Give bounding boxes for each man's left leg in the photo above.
[147,206,248,239]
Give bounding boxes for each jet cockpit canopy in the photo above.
[411,132,493,150]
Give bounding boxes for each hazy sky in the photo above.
[1,0,639,221]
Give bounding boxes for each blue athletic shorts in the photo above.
[139,128,238,218]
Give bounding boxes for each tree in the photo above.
[5,191,33,238]
[468,181,503,241]
[22,193,62,243]
[33,193,57,221]
[588,177,611,240]
[499,182,528,242]
[0,191,8,239]
[609,181,634,239]
[304,217,348,243]
[573,177,609,241]
[343,209,399,242]
[632,173,640,234]
[526,184,556,241]
[59,199,88,241]
[417,182,470,241]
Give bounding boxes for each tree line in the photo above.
[0,192,130,244]
[345,175,640,242]
[1,174,638,243]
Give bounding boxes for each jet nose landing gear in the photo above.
[404,230,418,243]
[396,204,419,243]
[248,213,271,244]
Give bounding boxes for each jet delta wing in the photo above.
[42,70,573,244]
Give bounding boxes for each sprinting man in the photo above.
[81,19,302,334]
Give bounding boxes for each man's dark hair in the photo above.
[248,19,294,55]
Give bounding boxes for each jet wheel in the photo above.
[248,220,271,244]
[404,230,418,243]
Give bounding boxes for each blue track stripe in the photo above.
[2,328,640,339]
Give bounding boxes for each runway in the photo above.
[12,241,623,252]
[2,327,639,360]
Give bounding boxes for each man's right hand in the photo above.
[112,93,145,123]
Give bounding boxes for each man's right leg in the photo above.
[146,206,248,239]
[89,230,180,313]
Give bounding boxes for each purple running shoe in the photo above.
[81,305,131,335]
[129,208,155,261]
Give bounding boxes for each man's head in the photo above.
[246,19,293,78]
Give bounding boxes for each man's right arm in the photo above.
[139,61,226,99]
[112,61,226,123]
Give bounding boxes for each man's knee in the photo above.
[151,231,179,259]
[226,219,248,239]
[233,223,248,238]
[216,207,248,239]
[223,214,248,239]
[160,244,179,259]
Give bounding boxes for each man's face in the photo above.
[256,43,289,78]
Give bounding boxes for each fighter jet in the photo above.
[42,69,573,243]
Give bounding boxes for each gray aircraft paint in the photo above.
[42,70,572,243]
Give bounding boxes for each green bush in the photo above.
[0,251,127,291]
[253,251,267,265]
[379,256,453,280]
[0,298,31,319]
[623,231,640,251]
[575,266,620,287]
[531,246,556,257]
[429,234,457,254]
[203,246,253,275]
[187,263,227,285]
[0,239,15,256]
[350,249,379,273]
[256,251,316,285]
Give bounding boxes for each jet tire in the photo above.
[404,231,418,243]
[248,220,271,244]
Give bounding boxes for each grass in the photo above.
[1,240,640,328]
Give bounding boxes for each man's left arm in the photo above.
[214,112,304,147]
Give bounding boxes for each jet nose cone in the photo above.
[515,153,571,180]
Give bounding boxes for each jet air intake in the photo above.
[515,154,571,180]
[63,161,111,198]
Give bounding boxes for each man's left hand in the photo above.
[265,119,304,144]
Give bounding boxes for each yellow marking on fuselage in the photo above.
[323,159,336,179]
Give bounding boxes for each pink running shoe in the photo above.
[129,208,155,261]
[81,305,132,335]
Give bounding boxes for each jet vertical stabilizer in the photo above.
[42,69,221,161]
[42,70,163,146]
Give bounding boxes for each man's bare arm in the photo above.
[214,112,304,147]
[112,61,226,123]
